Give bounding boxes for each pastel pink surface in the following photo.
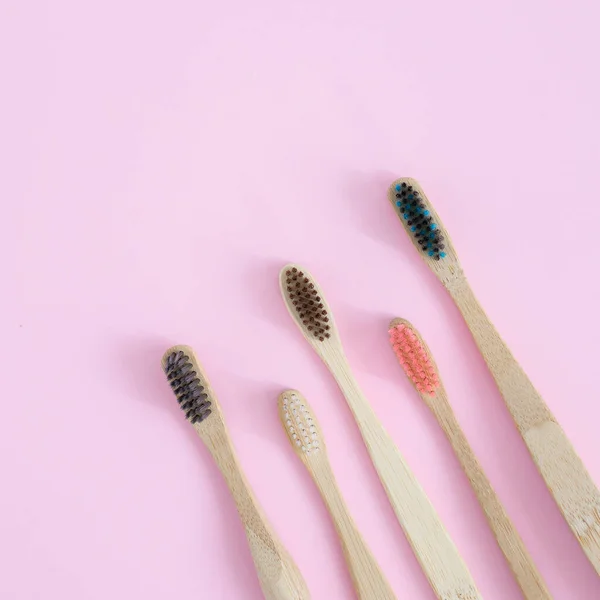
[2,0,600,598]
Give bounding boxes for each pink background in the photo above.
[3,0,600,598]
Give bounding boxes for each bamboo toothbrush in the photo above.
[278,389,396,600]
[388,178,600,575]
[389,318,551,599]
[280,265,482,600]
[161,346,310,600]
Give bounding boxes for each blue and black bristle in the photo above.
[394,182,446,260]
[164,350,212,424]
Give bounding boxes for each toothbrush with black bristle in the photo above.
[388,177,600,576]
[162,346,311,600]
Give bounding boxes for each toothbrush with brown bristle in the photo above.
[388,177,600,575]
[161,346,311,600]
[389,318,551,599]
[278,389,396,600]
[280,264,482,600]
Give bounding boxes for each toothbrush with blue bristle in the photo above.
[388,177,600,576]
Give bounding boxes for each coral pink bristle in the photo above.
[389,323,440,396]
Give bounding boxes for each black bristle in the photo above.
[163,352,212,424]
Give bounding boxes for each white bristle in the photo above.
[282,392,322,458]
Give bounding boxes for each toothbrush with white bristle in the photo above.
[278,389,396,600]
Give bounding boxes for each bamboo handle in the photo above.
[201,422,311,600]
[448,278,600,575]
[324,348,481,600]
[447,278,552,433]
[430,390,550,599]
[310,460,396,599]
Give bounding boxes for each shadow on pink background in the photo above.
[3,0,600,598]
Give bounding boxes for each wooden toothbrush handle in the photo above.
[447,278,553,432]
[431,390,550,599]
[311,461,396,600]
[201,421,311,600]
[449,278,600,575]
[326,349,481,600]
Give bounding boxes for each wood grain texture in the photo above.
[388,178,600,576]
[278,390,396,600]
[389,318,551,600]
[162,346,311,600]
[280,265,482,600]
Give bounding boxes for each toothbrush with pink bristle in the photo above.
[388,318,551,600]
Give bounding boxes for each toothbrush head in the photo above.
[161,346,213,424]
[388,318,441,397]
[279,264,338,345]
[278,390,323,459]
[390,180,447,260]
[388,178,463,284]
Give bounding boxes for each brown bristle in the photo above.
[284,271,331,342]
